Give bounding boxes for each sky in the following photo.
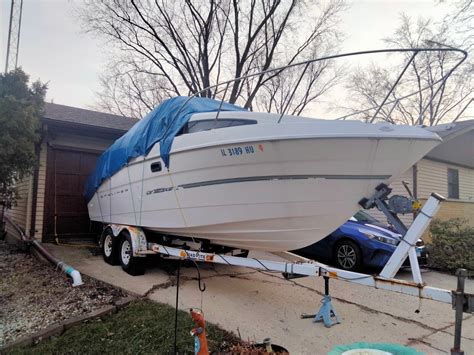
[0,0,455,112]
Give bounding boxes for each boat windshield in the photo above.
[178,118,257,135]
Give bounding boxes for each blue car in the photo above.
[293,211,427,271]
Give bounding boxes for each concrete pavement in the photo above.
[47,244,473,354]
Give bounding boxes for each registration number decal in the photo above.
[220,144,261,157]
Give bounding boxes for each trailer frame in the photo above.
[101,190,472,307]
[99,186,473,352]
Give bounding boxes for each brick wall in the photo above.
[421,198,474,242]
[427,199,474,226]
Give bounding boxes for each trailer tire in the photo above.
[235,250,249,258]
[119,231,146,276]
[102,229,119,265]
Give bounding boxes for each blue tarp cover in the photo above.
[84,96,246,202]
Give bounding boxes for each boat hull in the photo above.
[88,120,440,251]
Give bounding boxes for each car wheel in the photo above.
[119,232,146,276]
[101,229,119,265]
[334,240,362,271]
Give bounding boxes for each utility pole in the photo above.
[5,0,24,73]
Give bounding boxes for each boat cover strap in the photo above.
[83,96,246,201]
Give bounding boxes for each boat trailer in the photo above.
[103,185,473,354]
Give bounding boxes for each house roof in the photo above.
[43,102,137,132]
[427,119,474,140]
[425,120,474,168]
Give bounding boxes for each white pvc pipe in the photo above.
[55,260,84,287]
[69,269,84,287]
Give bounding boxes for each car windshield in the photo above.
[353,210,380,224]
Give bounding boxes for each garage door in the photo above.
[44,147,100,241]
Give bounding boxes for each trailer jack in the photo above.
[301,276,340,328]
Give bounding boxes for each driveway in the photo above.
[47,244,473,354]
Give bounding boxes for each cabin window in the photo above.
[187,119,257,134]
[447,168,459,199]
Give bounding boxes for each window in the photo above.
[186,119,257,134]
[353,210,379,224]
[447,168,459,199]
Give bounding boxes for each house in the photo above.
[369,120,474,228]
[5,103,136,242]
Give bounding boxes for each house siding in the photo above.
[33,141,48,239]
[417,158,473,225]
[417,159,474,229]
[460,168,474,201]
[5,175,32,233]
[417,159,474,201]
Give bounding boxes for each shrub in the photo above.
[427,218,474,276]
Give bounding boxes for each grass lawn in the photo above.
[9,300,240,354]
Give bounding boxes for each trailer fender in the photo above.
[103,224,147,257]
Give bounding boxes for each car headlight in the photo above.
[358,228,399,246]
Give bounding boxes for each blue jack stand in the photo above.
[314,276,340,327]
[301,276,340,328]
[314,296,340,327]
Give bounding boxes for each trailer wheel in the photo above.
[334,240,362,271]
[235,250,249,258]
[102,229,119,265]
[119,232,145,276]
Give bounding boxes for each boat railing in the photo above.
[166,45,467,130]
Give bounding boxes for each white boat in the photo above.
[87,110,441,251]
[87,46,469,252]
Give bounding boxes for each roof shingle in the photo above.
[43,102,137,131]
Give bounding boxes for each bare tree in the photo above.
[80,0,344,118]
[255,54,341,115]
[345,13,473,126]
[96,61,170,118]
[444,0,473,50]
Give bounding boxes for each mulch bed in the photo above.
[0,240,126,347]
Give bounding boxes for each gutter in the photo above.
[4,215,83,287]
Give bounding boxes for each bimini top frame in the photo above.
[164,46,467,133]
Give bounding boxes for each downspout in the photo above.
[24,175,34,237]
[4,214,83,287]
[412,164,418,199]
[412,164,418,222]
